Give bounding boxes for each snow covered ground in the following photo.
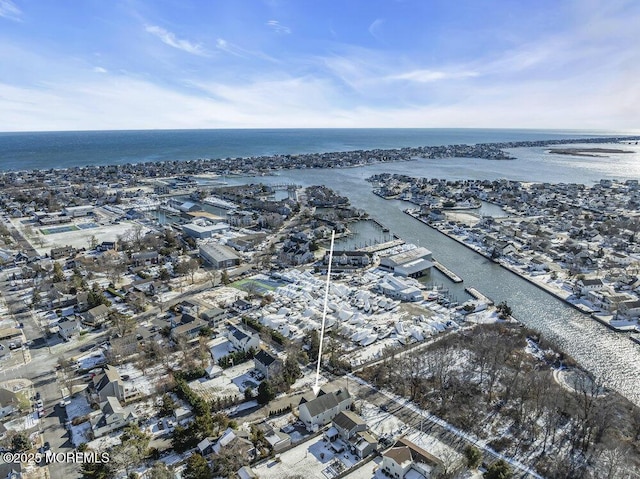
[67,395,94,447]
[188,360,254,401]
[116,363,159,397]
[209,339,235,362]
[70,421,92,447]
[3,411,39,432]
[254,434,360,479]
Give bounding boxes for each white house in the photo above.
[382,438,442,479]
[228,326,260,353]
[58,318,82,341]
[298,387,352,432]
[618,299,640,319]
[575,278,605,296]
[90,396,137,438]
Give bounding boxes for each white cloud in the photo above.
[389,69,479,83]
[1,63,637,132]
[216,38,278,62]
[92,66,107,74]
[368,18,384,39]
[145,25,207,56]
[266,20,291,34]
[0,0,21,21]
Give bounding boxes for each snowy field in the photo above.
[116,363,160,397]
[11,216,135,256]
[359,402,407,438]
[188,360,254,401]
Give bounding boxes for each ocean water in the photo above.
[0,128,628,172]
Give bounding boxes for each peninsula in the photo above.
[0,136,639,479]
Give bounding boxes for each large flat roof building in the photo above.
[380,246,433,278]
[183,221,230,239]
[199,243,240,269]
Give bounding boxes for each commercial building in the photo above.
[183,221,231,239]
[199,243,240,269]
[379,246,433,278]
[63,205,94,217]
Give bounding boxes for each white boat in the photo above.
[360,333,378,346]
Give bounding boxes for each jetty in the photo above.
[465,287,494,306]
[433,260,463,283]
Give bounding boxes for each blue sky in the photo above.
[0,0,638,131]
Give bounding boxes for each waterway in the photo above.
[223,152,640,405]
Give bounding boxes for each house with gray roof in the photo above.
[298,387,352,432]
[254,350,282,381]
[90,396,137,438]
[228,326,260,353]
[382,437,443,479]
[82,304,110,327]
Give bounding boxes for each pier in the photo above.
[433,260,463,283]
[465,287,494,306]
[358,238,405,253]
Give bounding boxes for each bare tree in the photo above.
[109,311,136,337]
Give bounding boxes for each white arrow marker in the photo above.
[313,230,335,396]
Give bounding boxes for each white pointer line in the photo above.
[313,230,335,396]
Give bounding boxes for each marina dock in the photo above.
[465,287,494,305]
[359,238,405,253]
[433,260,463,283]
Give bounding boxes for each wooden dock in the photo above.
[465,287,494,305]
[433,260,463,283]
[359,238,405,253]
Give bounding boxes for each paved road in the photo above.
[0,269,84,479]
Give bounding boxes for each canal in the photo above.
[225,162,640,405]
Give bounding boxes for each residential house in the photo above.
[232,298,253,312]
[228,326,260,353]
[50,245,76,260]
[382,438,443,479]
[212,428,255,461]
[201,307,226,325]
[82,304,110,327]
[618,299,640,319]
[97,241,116,252]
[171,318,208,342]
[323,251,372,271]
[90,396,137,438]
[331,411,367,442]
[197,436,217,455]
[58,318,82,341]
[253,350,282,381]
[575,278,605,296]
[0,388,19,420]
[298,386,352,432]
[92,364,139,403]
[131,250,159,267]
[227,233,267,252]
[350,431,378,459]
